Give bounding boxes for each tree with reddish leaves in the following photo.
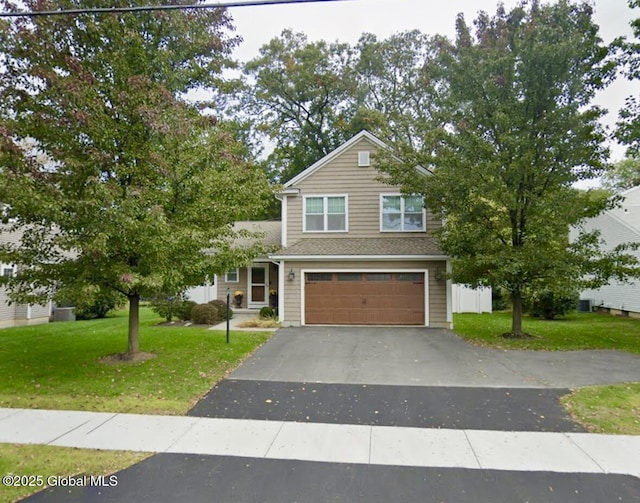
[0,1,271,356]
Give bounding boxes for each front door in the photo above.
[249,265,268,308]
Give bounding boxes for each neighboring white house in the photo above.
[573,186,640,315]
[1,226,52,329]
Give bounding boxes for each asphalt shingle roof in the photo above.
[232,221,281,248]
[273,237,443,257]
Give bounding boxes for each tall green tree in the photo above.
[242,30,359,183]
[616,0,640,156]
[602,156,640,191]
[354,30,442,152]
[379,1,637,336]
[0,1,272,356]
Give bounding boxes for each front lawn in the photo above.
[0,445,149,503]
[0,307,271,502]
[562,383,640,435]
[454,311,640,435]
[453,311,640,354]
[0,307,271,414]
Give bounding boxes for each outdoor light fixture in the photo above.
[288,269,295,281]
[435,267,444,282]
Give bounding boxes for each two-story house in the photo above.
[202,130,452,328]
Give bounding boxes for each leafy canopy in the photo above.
[0,1,272,353]
[378,0,637,335]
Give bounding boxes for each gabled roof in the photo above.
[283,130,430,188]
[610,185,640,234]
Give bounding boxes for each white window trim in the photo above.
[225,268,239,283]
[303,194,349,233]
[379,193,426,233]
[1,264,15,277]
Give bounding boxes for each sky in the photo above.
[225,0,639,162]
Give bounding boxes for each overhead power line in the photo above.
[0,0,351,17]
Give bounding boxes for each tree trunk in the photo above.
[511,289,524,337]
[128,294,140,355]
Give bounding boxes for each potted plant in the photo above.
[269,289,278,308]
[233,290,244,308]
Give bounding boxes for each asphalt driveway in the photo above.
[231,326,640,388]
[20,325,640,503]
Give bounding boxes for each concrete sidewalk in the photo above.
[1,408,639,478]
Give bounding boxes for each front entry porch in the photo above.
[217,261,279,310]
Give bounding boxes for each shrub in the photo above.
[191,303,220,325]
[527,288,579,320]
[150,294,193,322]
[178,300,197,321]
[56,286,124,320]
[259,306,276,319]
[208,299,233,320]
[492,288,509,311]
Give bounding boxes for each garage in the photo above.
[304,272,426,325]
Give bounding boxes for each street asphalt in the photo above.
[12,325,640,502]
[24,455,640,503]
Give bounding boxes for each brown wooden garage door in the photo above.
[304,272,425,325]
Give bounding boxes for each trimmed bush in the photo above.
[259,306,276,319]
[191,303,220,325]
[208,299,233,320]
[150,295,193,322]
[178,300,197,321]
[528,288,579,320]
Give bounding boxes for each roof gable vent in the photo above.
[358,151,370,167]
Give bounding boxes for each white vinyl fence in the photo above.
[452,284,492,313]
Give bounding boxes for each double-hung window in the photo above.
[225,269,239,283]
[380,194,425,232]
[304,195,347,232]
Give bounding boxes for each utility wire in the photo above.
[0,0,351,17]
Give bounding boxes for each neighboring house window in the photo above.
[304,195,347,232]
[225,269,239,282]
[2,266,14,278]
[380,195,425,232]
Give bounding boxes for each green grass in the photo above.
[0,307,272,414]
[562,383,640,435]
[0,307,271,502]
[0,445,149,503]
[454,311,640,435]
[453,311,640,353]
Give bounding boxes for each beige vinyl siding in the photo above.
[281,260,448,328]
[217,267,249,308]
[215,262,278,308]
[286,137,441,243]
